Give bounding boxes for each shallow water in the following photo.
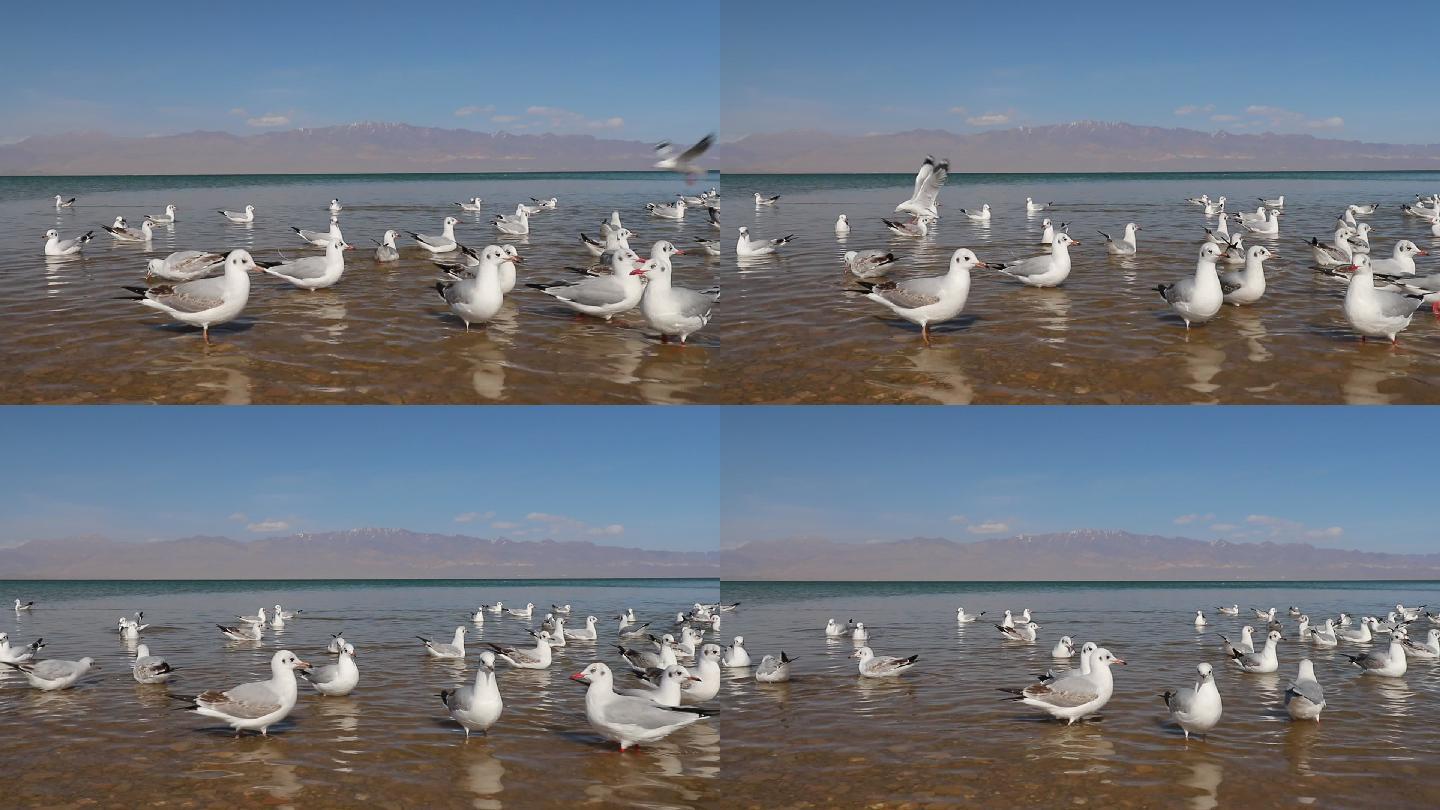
[0,173,722,404]
[718,171,1440,404]
[0,578,720,808]
[715,580,1440,808]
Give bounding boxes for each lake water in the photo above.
[719,171,1440,404]
[715,579,1440,807]
[0,172,722,405]
[0,578,721,808]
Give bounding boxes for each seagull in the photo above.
[149,204,178,224]
[858,247,987,346]
[1193,610,1208,628]
[409,216,462,253]
[0,633,44,664]
[755,652,796,683]
[4,656,98,691]
[736,226,794,257]
[373,230,401,262]
[1333,254,1426,343]
[753,192,781,207]
[849,622,869,642]
[146,250,224,282]
[564,616,600,642]
[528,247,647,320]
[824,619,850,637]
[1204,216,1231,244]
[492,207,530,236]
[418,627,468,659]
[1098,223,1140,256]
[956,608,984,623]
[1307,226,1360,268]
[1026,197,1051,213]
[1310,620,1339,648]
[454,197,484,212]
[1052,636,1077,658]
[952,203,993,224]
[882,215,935,238]
[217,622,262,642]
[1397,603,1426,621]
[1220,245,1275,306]
[486,631,553,669]
[218,204,256,223]
[327,633,348,653]
[618,664,698,707]
[618,622,652,640]
[570,662,713,750]
[1001,647,1125,724]
[721,636,751,668]
[237,607,268,626]
[303,643,358,696]
[1280,662,1327,727]
[438,650,504,738]
[1156,242,1226,328]
[669,645,722,703]
[1403,628,1440,659]
[896,156,949,219]
[619,637,679,675]
[263,238,353,290]
[43,229,93,257]
[122,249,261,344]
[707,207,720,228]
[1337,617,1374,644]
[835,214,851,235]
[530,197,558,210]
[1203,197,1227,216]
[851,646,918,678]
[55,195,77,209]
[292,215,343,247]
[1229,629,1282,674]
[1216,605,1239,616]
[998,621,1041,643]
[1236,205,1270,225]
[1349,202,1380,215]
[647,200,687,220]
[132,643,174,684]
[1219,626,1255,657]
[179,650,310,736]
[328,199,342,213]
[1237,209,1280,235]
[435,244,510,331]
[580,226,633,257]
[104,218,155,243]
[1163,662,1222,741]
[996,233,1079,288]
[1368,240,1427,276]
[632,254,719,344]
[694,238,722,256]
[653,134,713,179]
[1259,195,1285,208]
[1346,630,1408,677]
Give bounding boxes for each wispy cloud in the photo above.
[245,113,290,128]
[525,106,624,130]
[245,519,290,533]
[965,112,1011,127]
[967,521,1010,535]
[1244,105,1344,131]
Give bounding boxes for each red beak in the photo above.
[630,268,647,275]
[569,672,587,682]
[673,249,687,256]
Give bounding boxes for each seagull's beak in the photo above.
[673,249,687,256]
[569,672,589,683]
[510,255,525,263]
[630,267,648,276]
[1111,657,1128,666]
[1420,250,1430,256]
[687,675,702,682]
[295,659,312,670]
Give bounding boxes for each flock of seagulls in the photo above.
[788,598,1439,740]
[41,136,719,346]
[744,155,1440,346]
[3,596,739,750]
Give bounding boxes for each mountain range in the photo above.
[0,528,718,579]
[719,122,1440,173]
[722,530,1440,581]
[0,123,677,174]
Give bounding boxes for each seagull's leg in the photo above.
[921,323,931,347]
[203,325,212,345]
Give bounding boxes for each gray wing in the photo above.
[677,134,713,163]
[547,278,627,307]
[755,657,780,678]
[432,644,463,657]
[415,232,452,248]
[1166,687,1197,714]
[1163,277,1196,304]
[601,695,701,728]
[135,656,170,677]
[914,159,947,208]
[1288,679,1324,704]
[910,159,934,200]
[1376,290,1423,318]
[149,276,227,312]
[442,684,475,711]
[266,257,329,280]
[1022,678,1099,707]
[999,256,1055,278]
[1352,651,1388,670]
[28,660,82,680]
[868,656,914,675]
[878,275,947,309]
[306,663,341,685]
[670,287,719,318]
[197,682,281,718]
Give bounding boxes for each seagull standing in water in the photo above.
[5,656,98,691]
[736,226,794,257]
[442,650,503,737]
[1285,659,1326,720]
[858,247,988,346]
[1002,647,1125,724]
[178,650,311,736]
[122,249,262,344]
[303,643,359,696]
[570,662,713,750]
[995,233,1079,288]
[1156,242,1226,328]
[1163,662,1222,740]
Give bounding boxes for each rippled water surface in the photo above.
[0,578,720,808]
[716,580,1440,808]
[719,171,1440,404]
[0,172,722,404]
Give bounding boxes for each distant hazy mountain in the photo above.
[0,528,718,579]
[723,529,1440,581]
[721,122,1440,173]
[0,123,681,174]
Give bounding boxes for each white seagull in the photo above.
[754,652,796,683]
[374,229,401,262]
[1221,245,1275,306]
[1002,647,1125,724]
[263,238,353,290]
[1156,242,1226,328]
[851,646,918,678]
[486,631,553,670]
[1345,630,1408,677]
[218,205,256,224]
[292,215,343,247]
[835,214,851,235]
[1164,662,1222,740]
[5,656,98,691]
[418,627,468,659]
[858,247,986,346]
[181,650,311,736]
[1098,223,1141,256]
[43,228,93,257]
[132,644,174,684]
[1284,659,1326,721]
[896,156,949,219]
[570,662,712,750]
[442,650,503,737]
[736,226,794,257]
[454,197,484,212]
[408,216,462,253]
[303,643,359,696]
[1335,254,1426,343]
[632,253,719,344]
[146,250,224,282]
[653,134,713,179]
[435,244,511,330]
[528,247,647,320]
[1229,629,1282,674]
[122,249,260,344]
[996,233,1079,288]
[753,192,780,207]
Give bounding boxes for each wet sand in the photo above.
[718,173,1440,404]
[0,174,721,404]
[1,579,719,808]
[716,581,1440,808]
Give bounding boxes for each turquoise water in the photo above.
[0,170,718,204]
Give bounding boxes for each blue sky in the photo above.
[0,1,717,144]
[0,407,719,552]
[721,408,1433,553]
[722,0,1439,144]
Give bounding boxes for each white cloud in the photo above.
[227,512,247,522]
[1244,105,1343,131]
[1306,526,1344,539]
[1306,116,1345,130]
[1174,104,1214,116]
[524,106,624,131]
[1173,513,1214,525]
[245,113,290,128]
[454,105,495,118]
[454,511,495,524]
[967,521,1010,535]
[588,524,625,536]
[948,514,969,523]
[245,519,290,533]
[965,112,1010,127]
